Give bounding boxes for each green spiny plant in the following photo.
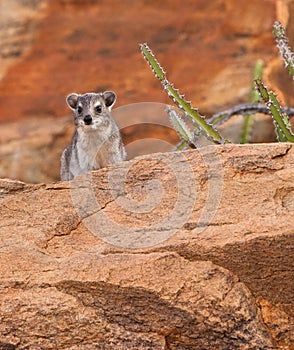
[273,20,294,78]
[209,103,294,125]
[253,21,294,142]
[167,106,200,149]
[240,59,263,144]
[255,79,294,142]
[140,21,294,146]
[140,43,229,145]
[168,107,194,148]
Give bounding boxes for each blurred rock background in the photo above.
[0,0,293,183]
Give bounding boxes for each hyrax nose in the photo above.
[83,115,92,125]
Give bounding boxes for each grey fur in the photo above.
[60,91,126,181]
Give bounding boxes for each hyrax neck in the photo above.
[77,126,106,147]
[74,123,117,170]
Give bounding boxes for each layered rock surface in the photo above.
[0,0,291,122]
[0,144,293,349]
[0,109,285,184]
[1,0,294,184]
[0,1,294,349]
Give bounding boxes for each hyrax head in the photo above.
[66,91,116,129]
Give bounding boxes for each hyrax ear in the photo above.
[102,91,116,109]
[66,93,79,110]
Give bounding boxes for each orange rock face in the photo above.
[0,143,293,348]
[0,3,293,348]
[0,143,294,350]
[0,0,284,123]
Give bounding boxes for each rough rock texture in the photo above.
[1,0,294,184]
[0,3,294,347]
[0,0,290,122]
[0,143,293,349]
[0,104,181,183]
[0,0,48,79]
[0,108,286,183]
[0,116,72,183]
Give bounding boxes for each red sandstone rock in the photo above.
[0,3,294,347]
[0,0,282,122]
[0,143,293,348]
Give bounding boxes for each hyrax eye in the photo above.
[95,105,102,113]
[77,106,83,114]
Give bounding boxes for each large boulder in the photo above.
[0,143,293,349]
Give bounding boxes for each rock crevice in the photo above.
[0,144,293,348]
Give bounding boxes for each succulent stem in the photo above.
[140,43,229,145]
[273,21,294,79]
[255,79,294,142]
[240,59,264,144]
